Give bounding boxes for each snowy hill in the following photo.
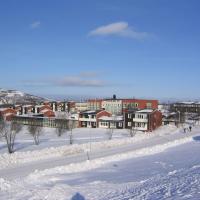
[0,125,200,199]
[0,88,46,105]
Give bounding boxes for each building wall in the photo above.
[102,100,122,115]
[67,101,76,112]
[171,103,200,113]
[125,110,162,132]
[75,102,88,112]
[122,99,158,112]
[133,113,149,131]
[87,99,103,110]
[79,110,111,128]
[0,108,17,121]
[42,110,55,118]
[148,110,162,131]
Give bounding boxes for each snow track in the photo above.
[100,165,200,200]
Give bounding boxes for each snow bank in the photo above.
[0,125,179,170]
[27,136,193,181]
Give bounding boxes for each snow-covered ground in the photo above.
[0,125,200,199]
[0,125,179,170]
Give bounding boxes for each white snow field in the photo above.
[0,125,200,199]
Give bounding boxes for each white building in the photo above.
[102,100,122,115]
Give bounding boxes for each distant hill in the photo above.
[0,88,47,105]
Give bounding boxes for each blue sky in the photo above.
[1,0,200,100]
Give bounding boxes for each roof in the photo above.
[80,110,96,114]
[80,110,103,114]
[136,109,154,113]
[99,116,123,121]
[179,102,195,104]
[0,108,15,112]
[0,108,7,111]
[23,105,34,108]
[175,101,200,105]
[40,109,52,113]
[35,105,45,108]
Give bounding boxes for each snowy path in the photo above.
[0,129,198,180]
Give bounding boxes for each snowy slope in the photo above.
[0,125,200,199]
[0,88,46,104]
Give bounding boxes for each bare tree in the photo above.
[107,116,118,140]
[55,112,68,137]
[106,120,115,140]
[68,119,76,145]
[107,127,113,140]
[28,123,43,145]
[129,126,136,137]
[55,118,67,137]
[0,120,22,153]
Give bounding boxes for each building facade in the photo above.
[87,99,103,111]
[98,116,124,129]
[171,102,200,113]
[75,102,88,112]
[125,109,162,132]
[102,99,122,115]
[79,110,111,128]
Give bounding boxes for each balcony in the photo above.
[133,127,148,131]
[79,117,96,122]
[133,118,148,123]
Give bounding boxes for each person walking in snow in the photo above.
[189,126,192,132]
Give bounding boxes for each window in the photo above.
[128,114,131,119]
[138,114,144,119]
[146,102,152,108]
[128,122,132,126]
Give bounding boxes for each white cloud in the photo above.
[89,21,149,40]
[23,72,107,88]
[56,76,105,87]
[30,21,41,29]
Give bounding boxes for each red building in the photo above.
[34,105,55,117]
[67,101,76,112]
[132,109,162,132]
[87,99,103,111]
[122,99,158,113]
[40,109,55,118]
[0,108,17,121]
[88,96,158,115]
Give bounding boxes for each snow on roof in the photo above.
[0,108,14,112]
[35,105,45,108]
[4,112,15,116]
[99,116,123,121]
[23,105,33,108]
[81,110,96,114]
[15,105,22,107]
[179,102,195,104]
[40,109,52,113]
[0,108,7,111]
[136,109,154,113]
